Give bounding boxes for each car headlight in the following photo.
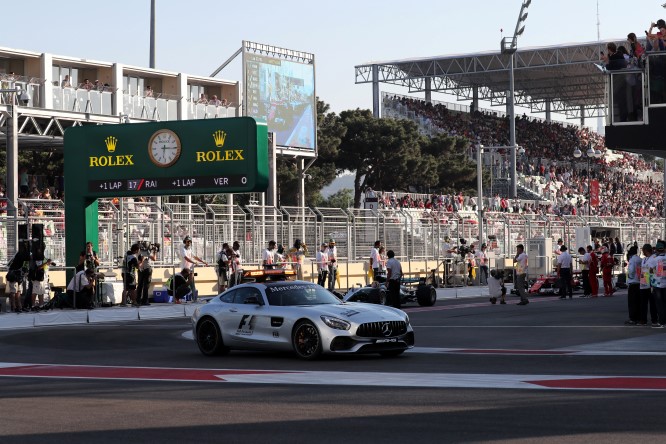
[320,315,351,330]
[404,314,410,326]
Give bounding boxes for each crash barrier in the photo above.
[0,198,662,275]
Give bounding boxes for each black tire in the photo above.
[379,350,405,357]
[292,320,323,360]
[417,285,437,306]
[196,317,229,356]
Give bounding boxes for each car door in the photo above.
[225,286,272,348]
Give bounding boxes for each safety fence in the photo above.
[0,198,664,270]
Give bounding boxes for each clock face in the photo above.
[148,129,182,167]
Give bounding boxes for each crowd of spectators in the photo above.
[380,95,664,219]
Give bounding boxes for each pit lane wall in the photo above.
[0,260,439,299]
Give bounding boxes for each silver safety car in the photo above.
[192,280,414,360]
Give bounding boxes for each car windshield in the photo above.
[265,284,341,306]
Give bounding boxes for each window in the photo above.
[233,287,262,304]
[220,290,235,303]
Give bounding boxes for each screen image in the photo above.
[245,53,315,150]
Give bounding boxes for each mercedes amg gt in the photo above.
[192,280,414,360]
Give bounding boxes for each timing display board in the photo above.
[64,117,268,198]
[244,53,316,151]
[63,117,268,270]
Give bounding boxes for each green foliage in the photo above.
[320,188,354,209]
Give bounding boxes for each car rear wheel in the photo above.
[417,285,437,306]
[292,320,322,360]
[378,290,387,305]
[196,317,229,356]
[379,350,405,357]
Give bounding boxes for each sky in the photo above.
[2,0,666,117]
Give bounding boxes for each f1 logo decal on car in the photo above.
[237,315,256,336]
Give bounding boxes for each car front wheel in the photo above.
[292,320,323,360]
[196,317,229,356]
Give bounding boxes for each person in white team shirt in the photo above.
[487,269,506,305]
[639,243,658,327]
[556,245,573,299]
[514,244,529,305]
[262,240,277,270]
[316,243,328,287]
[385,250,402,309]
[475,243,489,285]
[370,240,382,282]
[577,247,591,297]
[180,236,208,272]
[625,245,641,325]
[648,240,666,328]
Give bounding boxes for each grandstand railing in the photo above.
[53,87,114,115]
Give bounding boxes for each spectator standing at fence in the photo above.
[386,250,402,309]
[639,243,658,327]
[578,247,591,297]
[180,235,208,273]
[316,243,328,287]
[514,244,529,306]
[587,245,600,297]
[60,75,71,88]
[625,245,641,325]
[557,245,573,299]
[325,239,337,291]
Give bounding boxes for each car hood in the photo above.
[295,302,406,323]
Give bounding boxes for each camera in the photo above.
[139,240,160,253]
[193,272,198,277]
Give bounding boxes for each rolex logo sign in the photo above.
[105,136,118,153]
[213,130,227,148]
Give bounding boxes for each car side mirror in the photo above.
[244,296,263,305]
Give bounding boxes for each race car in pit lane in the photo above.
[342,281,437,307]
[192,278,414,360]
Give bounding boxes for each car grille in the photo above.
[356,321,407,338]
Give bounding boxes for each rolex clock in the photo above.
[148,129,182,167]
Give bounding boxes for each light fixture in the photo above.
[586,147,596,158]
[573,148,582,158]
[594,149,603,158]
[518,146,525,155]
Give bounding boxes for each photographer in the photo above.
[66,268,96,309]
[488,269,506,305]
[137,241,158,306]
[121,244,140,307]
[169,268,193,304]
[30,256,52,310]
[84,241,100,271]
[6,247,29,313]
[216,242,230,292]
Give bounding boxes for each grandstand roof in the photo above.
[355,39,628,120]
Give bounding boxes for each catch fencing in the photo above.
[0,198,664,269]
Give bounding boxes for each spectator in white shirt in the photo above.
[316,243,328,287]
[556,245,573,299]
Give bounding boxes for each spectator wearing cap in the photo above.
[557,245,573,299]
[639,244,658,327]
[648,241,666,328]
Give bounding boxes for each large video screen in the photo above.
[244,53,316,150]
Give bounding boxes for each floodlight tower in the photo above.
[501,0,531,199]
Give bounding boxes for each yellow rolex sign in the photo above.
[64,117,268,197]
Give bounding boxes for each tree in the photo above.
[320,188,354,209]
[336,109,429,207]
[422,134,479,194]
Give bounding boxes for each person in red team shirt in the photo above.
[600,246,615,296]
